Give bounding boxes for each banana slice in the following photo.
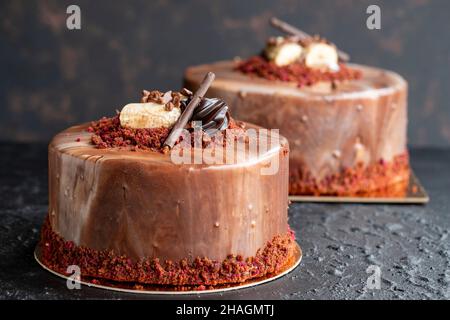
[266,40,303,66]
[304,42,339,71]
[119,102,181,129]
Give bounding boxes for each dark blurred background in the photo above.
[0,0,449,146]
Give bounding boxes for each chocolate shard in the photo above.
[163,72,215,149]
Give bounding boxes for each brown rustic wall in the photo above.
[0,0,449,146]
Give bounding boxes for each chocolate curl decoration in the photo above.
[191,98,229,136]
[163,72,215,149]
[270,17,350,62]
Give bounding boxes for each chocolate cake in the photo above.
[184,19,409,196]
[39,73,295,288]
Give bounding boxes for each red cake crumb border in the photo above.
[88,115,170,151]
[289,153,410,196]
[39,217,296,287]
[237,55,362,88]
[88,115,245,151]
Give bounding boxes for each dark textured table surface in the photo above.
[0,143,449,300]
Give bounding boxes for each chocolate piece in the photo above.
[164,72,215,148]
[141,89,184,112]
[182,97,230,135]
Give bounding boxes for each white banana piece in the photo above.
[266,41,303,66]
[304,42,339,71]
[119,102,181,129]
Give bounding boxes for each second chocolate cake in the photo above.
[184,19,409,196]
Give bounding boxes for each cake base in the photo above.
[34,242,302,295]
[289,153,410,197]
[289,171,428,204]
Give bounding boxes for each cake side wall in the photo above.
[184,63,409,194]
[47,126,289,262]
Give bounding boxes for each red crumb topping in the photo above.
[88,115,245,151]
[39,217,296,288]
[88,115,170,151]
[290,153,410,196]
[237,55,362,88]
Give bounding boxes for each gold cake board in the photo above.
[289,171,429,204]
[34,242,302,295]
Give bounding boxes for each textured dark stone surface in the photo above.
[0,143,448,300]
[1,0,450,146]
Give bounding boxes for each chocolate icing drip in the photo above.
[183,97,230,135]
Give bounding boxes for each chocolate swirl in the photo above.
[183,97,230,135]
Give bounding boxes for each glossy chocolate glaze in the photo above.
[184,61,408,191]
[48,123,289,262]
